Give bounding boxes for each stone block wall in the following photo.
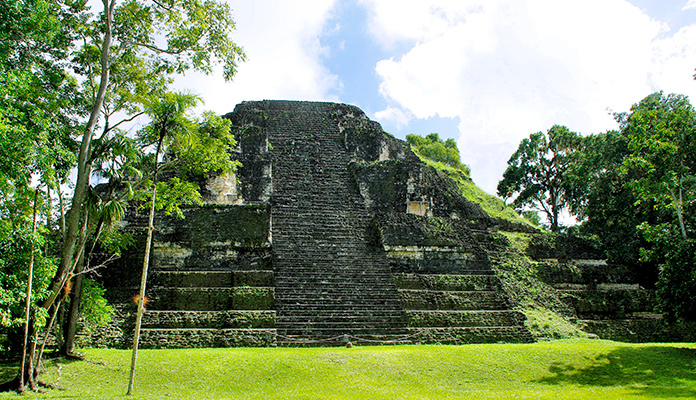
[531,234,696,342]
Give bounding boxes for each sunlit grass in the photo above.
[1,340,694,399]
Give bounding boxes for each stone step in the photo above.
[561,289,655,317]
[393,273,502,291]
[389,262,495,275]
[405,326,535,344]
[276,314,404,324]
[275,299,402,308]
[274,274,396,282]
[276,326,409,338]
[275,303,403,311]
[275,331,413,347]
[150,270,273,288]
[404,310,526,328]
[138,328,276,348]
[147,287,274,311]
[277,327,407,338]
[274,288,400,296]
[577,317,696,342]
[398,289,510,311]
[141,310,276,329]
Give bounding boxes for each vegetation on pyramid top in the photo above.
[405,133,538,229]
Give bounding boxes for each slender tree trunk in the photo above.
[58,187,66,241]
[19,190,39,392]
[127,135,164,395]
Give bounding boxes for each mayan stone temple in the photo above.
[98,100,688,348]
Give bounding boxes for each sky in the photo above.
[184,0,696,196]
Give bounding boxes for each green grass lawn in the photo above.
[1,339,695,399]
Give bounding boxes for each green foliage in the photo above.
[0,0,80,190]
[638,222,696,322]
[498,125,582,232]
[133,92,239,219]
[574,132,646,262]
[153,178,203,219]
[79,279,114,328]
[168,111,241,177]
[0,0,246,375]
[0,222,55,330]
[621,92,696,240]
[608,93,696,321]
[565,93,696,321]
[407,133,470,177]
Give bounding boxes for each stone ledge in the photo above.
[142,310,276,329]
[405,310,525,328]
[139,328,277,348]
[405,326,534,344]
[393,273,500,291]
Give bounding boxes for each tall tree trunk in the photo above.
[127,134,164,395]
[63,178,114,355]
[17,0,115,389]
[19,190,39,392]
[61,252,85,356]
[44,0,114,311]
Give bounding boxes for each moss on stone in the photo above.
[231,287,275,310]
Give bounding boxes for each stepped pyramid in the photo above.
[100,100,534,347]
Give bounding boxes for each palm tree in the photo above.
[127,92,201,395]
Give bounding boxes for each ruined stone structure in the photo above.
[99,100,535,347]
[98,100,691,348]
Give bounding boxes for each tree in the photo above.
[497,125,581,232]
[406,133,470,176]
[49,0,245,325]
[618,92,696,321]
[572,130,662,286]
[127,92,200,395]
[0,0,81,392]
[621,92,696,241]
[127,92,238,394]
[2,0,245,392]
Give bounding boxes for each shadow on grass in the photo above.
[0,360,18,384]
[537,346,696,398]
[0,355,82,392]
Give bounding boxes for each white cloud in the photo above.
[650,24,696,94]
[374,106,413,129]
[683,0,696,10]
[186,1,341,114]
[363,0,696,194]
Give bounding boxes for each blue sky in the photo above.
[189,0,696,195]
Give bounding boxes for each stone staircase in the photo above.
[266,103,408,345]
[387,244,533,344]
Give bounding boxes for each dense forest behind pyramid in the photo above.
[92,100,695,348]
